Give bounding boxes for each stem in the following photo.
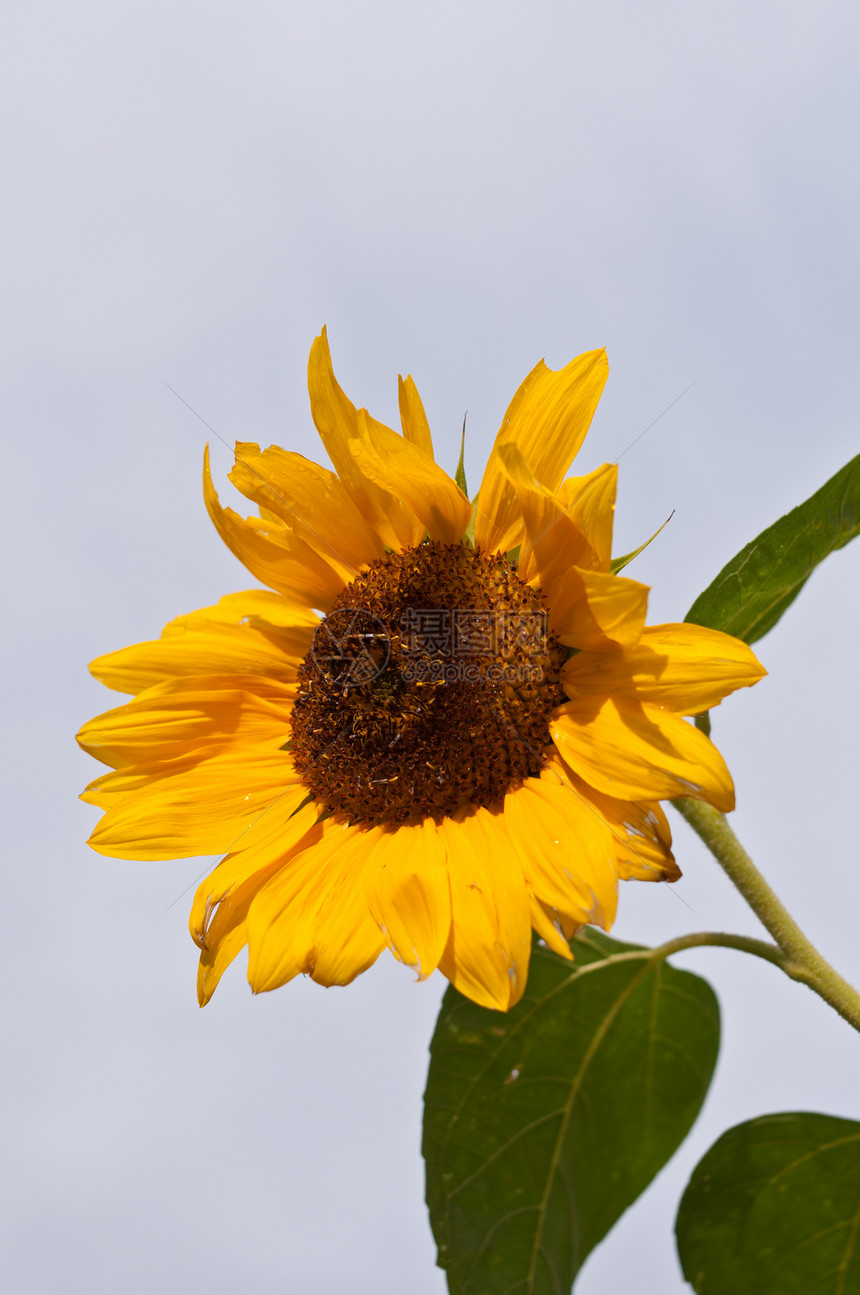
[673,797,860,1033]
[654,930,792,971]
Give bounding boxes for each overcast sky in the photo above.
[3,3,860,1293]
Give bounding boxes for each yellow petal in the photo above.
[246,819,387,992]
[436,807,531,1011]
[557,464,618,571]
[204,447,345,608]
[187,589,320,631]
[474,347,608,553]
[494,442,591,593]
[365,819,451,978]
[196,891,260,1007]
[528,894,576,960]
[551,696,735,811]
[84,750,305,859]
[229,442,384,577]
[307,329,425,550]
[398,374,434,458]
[544,752,678,882]
[562,623,767,714]
[551,567,649,650]
[193,802,323,1005]
[191,800,322,944]
[77,675,294,768]
[81,757,180,816]
[349,409,471,545]
[504,769,618,929]
[574,779,678,882]
[90,597,314,695]
[491,448,643,647]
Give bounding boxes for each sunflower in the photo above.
[78,330,765,1011]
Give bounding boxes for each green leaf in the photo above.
[676,1111,860,1294]
[686,454,860,643]
[423,931,720,1294]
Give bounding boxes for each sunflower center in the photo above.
[289,542,567,825]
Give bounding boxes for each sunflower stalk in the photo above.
[674,797,860,1032]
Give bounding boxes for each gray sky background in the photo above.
[3,3,859,1292]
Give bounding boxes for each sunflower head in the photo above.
[78,330,765,1011]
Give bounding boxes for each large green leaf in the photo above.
[685,454,860,643]
[676,1111,860,1293]
[423,931,720,1294]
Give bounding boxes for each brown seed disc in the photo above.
[289,542,567,825]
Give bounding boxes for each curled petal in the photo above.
[204,447,345,608]
[528,894,577,960]
[229,442,384,577]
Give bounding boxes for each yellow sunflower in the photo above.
[78,330,765,1011]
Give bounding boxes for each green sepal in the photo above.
[610,512,674,573]
[462,500,477,548]
[455,416,468,497]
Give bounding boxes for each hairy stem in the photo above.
[673,797,860,1033]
